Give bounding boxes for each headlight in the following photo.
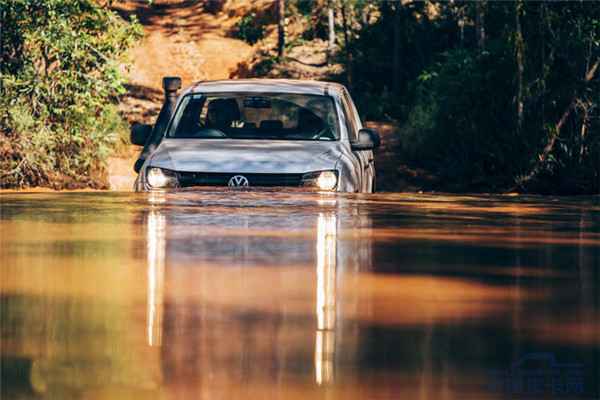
[302,170,338,191]
[146,167,178,189]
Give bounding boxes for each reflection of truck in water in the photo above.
[144,194,373,390]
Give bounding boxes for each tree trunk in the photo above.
[277,0,285,58]
[457,5,464,47]
[540,2,546,141]
[361,4,369,25]
[579,103,589,163]
[328,3,335,60]
[341,1,352,89]
[515,0,525,134]
[392,3,402,93]
[475,1,486,50]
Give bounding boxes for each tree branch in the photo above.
[517,58,599,188]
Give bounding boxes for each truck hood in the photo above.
[148,139,344,174]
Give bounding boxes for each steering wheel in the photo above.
[311,128,335,141]
[193,125,227,138]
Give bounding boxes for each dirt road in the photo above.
[109,0,255,190]
[108,1,412,193]
[117,0,253,91]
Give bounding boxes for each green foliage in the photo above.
[0,0,142,189]
[294,0,328,41]
[295,0,314,17]
[403,47,522,187]
[253,53,279,76]
[232,12,265,45]
[339,1,599,193]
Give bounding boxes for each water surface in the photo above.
[1,191,599,399]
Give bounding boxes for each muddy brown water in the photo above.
[1,191,599,399]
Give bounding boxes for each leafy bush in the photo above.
[339,1,599,193]
[253,54,279,76]
[232,13,265,45]
[403,47,524,187]
[295,0,314,17]
[0,0,142,189]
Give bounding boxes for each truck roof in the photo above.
[186,79,347,96]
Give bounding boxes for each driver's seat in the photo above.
[206,98,241,130]
[297,108,324,133]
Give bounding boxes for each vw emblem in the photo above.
[228,175,249,187]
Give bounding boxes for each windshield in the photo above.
[168,92,340,141]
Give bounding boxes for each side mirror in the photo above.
[130,123,152,146]
[351,128,381,151]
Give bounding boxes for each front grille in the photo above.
[176,172,304,187]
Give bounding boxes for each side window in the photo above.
[340,94,358,142]
[171,96,205,136]
[345,92,363,131]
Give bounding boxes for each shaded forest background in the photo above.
[1,0,599,193]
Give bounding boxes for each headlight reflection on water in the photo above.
[146,211,166,347]
[315,213,337,385]
[148,191,167,205]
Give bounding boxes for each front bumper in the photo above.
[136,169,342,192]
